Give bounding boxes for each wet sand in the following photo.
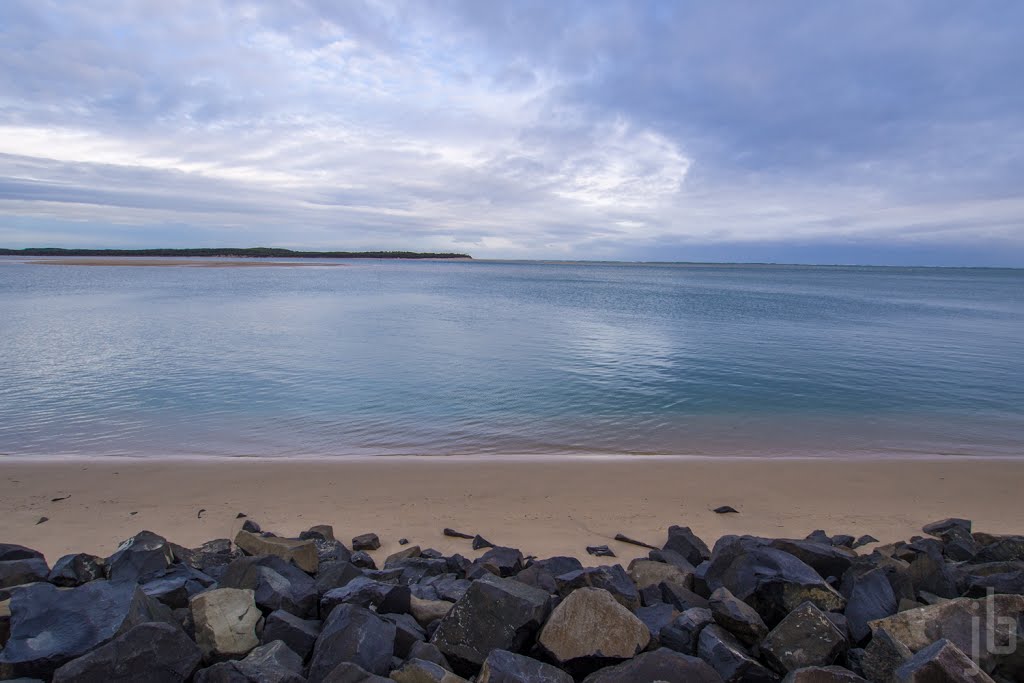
[24,259,345,267]
[0,456,1020,564]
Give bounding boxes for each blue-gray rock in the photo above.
[477,649,574,683]
[515,557,582,594]
[0,559,49,589]
[845,568,897,643]
[0,580,168,679]
[307,604,396,681]
[349,551,376,569]
[635,602,679,647]
[761,602,847,675]
[769,539,856,581]
[262,609,321,660]
[316,560,363,594]
[382,612,426,658]
[0,544,43,562]
[708,587,769,645]
[582,648,724,683]
[893,638,993,682]
[195,640,305,683]
[698,624,779,682]
[474,547,524,577]
[47,553,105,587]
[664,526,711,566]
[781,666,867,682]
[221,555,318,618]
[408,641,453,671]
[661,580,710,611]
[52,621,201,683]
[106,530,174,583]
[319,576,410,617]
[554,564,640,611]
[351,533,380,551]
[142,564,217,608]
[661,606,715,656]
[431,574,551,676]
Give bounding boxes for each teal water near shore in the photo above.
[1,258,1022,458]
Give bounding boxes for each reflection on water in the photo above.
[1,258,1022,457]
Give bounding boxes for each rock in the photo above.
[176,539,240,577]
[320,661,392,682]
[391,658,468,683]
[661,607,715,655]
[664,526,712,566]
[922,518,972,537]
[478,648,574,683]
[586,545,615,558]
[845,567,897,643]
[537,587,650,672]
[106,530,174,582]
[411,595,454,626]
[662,580,710,611]
[975,534,1024,563]
[393,557,453,585]
[443,528,474,540]
[831,535,856,548]
[191,588,262,661]
[761,601,847,674]
[781,666,867,682]
[307,604,396,681]
[241,519,261,533]
[316,560,363,594]
[350,551,376,569]
[221,554,318,618]
[708,587,769,645]
[582,647,725,683]
[629,558,694,591]
[195,640,306,683]
[382,612,426,658]
[769,539,857,581]
[0,544,43,562]
[320,576,410,616]
[431,574,550,676]
[301,525,336,542]
[47,553,105,587]
[0,559,49,589]
[861,627,914,683]
[704,539,845,625]
[907,550,959,599]
[399,538,410,545]
[386,545,421,565]
[868,595,1024,674]
[515,556,583,594]
[0,580,169,679]
[351,533,381,551]
[697,624,779,682]
[472,535,495,550]
[234,530,319,574]
[893,638,994,682]
[52,621,202,683]
[853,535,879,549]
[714,506,739,514]
[408,641,452,670]
[614,533,660,550]
[474,546,524,577]
[636,602,679,646]
[262,609,321,660]
[141,564,217,608]
[555,565,641,611]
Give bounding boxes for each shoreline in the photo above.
[2,456,1021,565]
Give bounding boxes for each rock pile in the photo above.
[1,518,1022,681]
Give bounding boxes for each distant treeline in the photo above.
[0,247,472,260]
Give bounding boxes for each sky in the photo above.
[1,1,1023,265]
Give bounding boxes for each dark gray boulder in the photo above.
[844,567,897,643]
[781,666,867,682]
[106,530,174,583]
[391,658,467,682]
[0,544,43,562]
[760,602,847,674]
[408,641,453,671]
[477,648,573,683]
[349,551,376,569]
[907,550,960,599]
[515,557,582,594]
[47,553,105,587]
[141,564,216,608]
[861,627,913,683]
[195,640,305,683]
[662,580,710,611]
[316,560,363,594]
[177,539,240,578]
[472,535,495,550]
[430,574,551,676]
[893,638,994,682]
[262,609,321,660]
[320,661,391,682]
[922,518,971,537]
[769,539,856,581]
[0,559,49,589]
[975,534,1024,563]
[319,576,410,617]
[52,621,201,683]
[307,604,396,681]
[389,557,449,585]
[697,624,779,682]
[351,533,380,551]
[0,580,169,679]
[635,602,679,647]
[664,526,711,566]
[382,612,426,658]
[582,647,724,683]
[660,607,715,655]
[708,587,769,645]
[474,547,525,577]
[221,555,318,618]
[554,564,640,611]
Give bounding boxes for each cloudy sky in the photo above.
[1,1,1022,264]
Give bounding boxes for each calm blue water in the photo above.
[1,258,1022,458]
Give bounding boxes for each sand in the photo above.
[1,456,1021,565]
[23,259,344,267]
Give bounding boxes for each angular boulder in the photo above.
[515,556,582,594]
[52,621,202,683]
[537,587,650,673]
[0,544,43,562]
[307,603,396,681]
[661,606,715,655]
[141,564,217,609]
[555,565,640,611]
[760,601,847,674]
[410,595,454,626]
[581,647,724,683]
[861,627,913,683]
[781,666,867,682]
[0,559,49,589]
[47,553,105,587]
[107,530,174,582]
[0,580,168,679]
[351,533,381,551]
[629,558,693,591]
[664,526,711,566]
[221,555,318,618]
[844,567,897,643]
[474,547,525,577]
[431,574,550,676]
[769,539,856,581]
[697,624,779,682]
[391,658,468,682]
[893,638,994,682]
[477,648,574,683]
[233,530,318,574]
[319,576,410,617]
[708,587,769,645]
[262,609,321,660]
[190,588,262,661]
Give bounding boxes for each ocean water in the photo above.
[1,258,1022,458]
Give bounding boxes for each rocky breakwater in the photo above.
[0,517,1022,681]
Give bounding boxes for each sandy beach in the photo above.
[1,456,1020,564]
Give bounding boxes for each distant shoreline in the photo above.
[0,247,472,260]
